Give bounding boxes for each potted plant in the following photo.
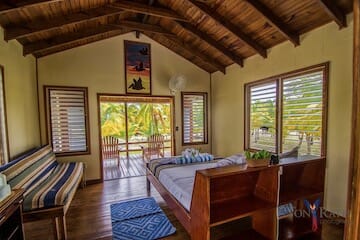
[244,149,271,167]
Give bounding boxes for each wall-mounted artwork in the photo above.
[125,41,151,95]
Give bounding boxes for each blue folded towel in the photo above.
[174,153,214,164]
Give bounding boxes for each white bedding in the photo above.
[158,162,218,211]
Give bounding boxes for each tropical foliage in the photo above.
[100,102,171,143]
[249,72,323,156]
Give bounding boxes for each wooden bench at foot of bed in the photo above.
[146,164,280,240]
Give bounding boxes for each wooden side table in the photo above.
[0,189,25,240]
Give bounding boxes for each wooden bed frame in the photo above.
[146,163,280,240]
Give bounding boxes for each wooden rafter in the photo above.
[186,0,267,58]
[4,6,122,41]
[316,0,347,28]
[243,0,300,46]
[23,25,129,56]
[110,0,188,22]
[143,32,215,73]
[110,20,177,38]
[178,22,244,67]
[162,33,226,74]
[111,20,225,73]
[0,0,62,14]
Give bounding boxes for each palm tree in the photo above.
[101,101,171,142]
[100,102,126,140]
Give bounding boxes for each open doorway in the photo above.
[98,95,174,180]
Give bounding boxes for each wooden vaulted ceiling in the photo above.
[0,0,353,73]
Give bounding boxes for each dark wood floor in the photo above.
[24,176,345,240]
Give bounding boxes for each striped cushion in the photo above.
[0,145,84,211]
[1,145,56,189]
[174,154,214,164]
[23,162,83,211]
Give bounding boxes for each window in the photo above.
[45,86,90,155]
[0,66,8,165]
[248,81,277,152]
[182,92,208,145]
[245,63,328,156]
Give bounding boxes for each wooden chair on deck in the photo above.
[141,134,165,161]
[101,136,121,167]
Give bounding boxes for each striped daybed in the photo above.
[0,145,84,240]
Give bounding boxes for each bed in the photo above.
[145,157,279,240]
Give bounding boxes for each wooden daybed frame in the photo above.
[145,163,280,240]
[2,145,85,240]
[21,173,84,240]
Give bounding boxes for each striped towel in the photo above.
[175,153,214,164]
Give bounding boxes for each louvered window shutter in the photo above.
[182,93,207,144]
[48,88,89,154]
[282,71,324,156]
[249,82,277,152]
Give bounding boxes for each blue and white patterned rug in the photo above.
[111,197,176,240]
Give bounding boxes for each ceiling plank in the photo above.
[4,6,122,41]
[316,0,347,28]
[23,25,129,56]
[110,20,177,38]
[111,0,188,22]
[142,32,215,73]
[186,0,267,58]
[243,0,300,46]
[178,22,244,67]
[0,0,62,14]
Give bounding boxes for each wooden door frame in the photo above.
[97,93,176,181]
[345,1,360,239]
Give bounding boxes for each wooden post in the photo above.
[56,216,67,240]
[345,1,360,239]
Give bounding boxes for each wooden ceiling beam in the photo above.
[178,22,243,67]
[111,0,188,22]
[111,21,228,72]
[157,32,226,74]
[142,32,215,73]
[110,20,177,38]
[243,0,300,46]
[0,0,62,14]
[168,39,226,74]
[4,6,122,41]
[316,0,347,28]
[23,25,129,56]
[186,0,267,58]
[33,29,133,58]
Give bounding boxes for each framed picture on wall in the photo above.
[124,40,151,95]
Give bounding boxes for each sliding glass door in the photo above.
[100,95,174,159]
